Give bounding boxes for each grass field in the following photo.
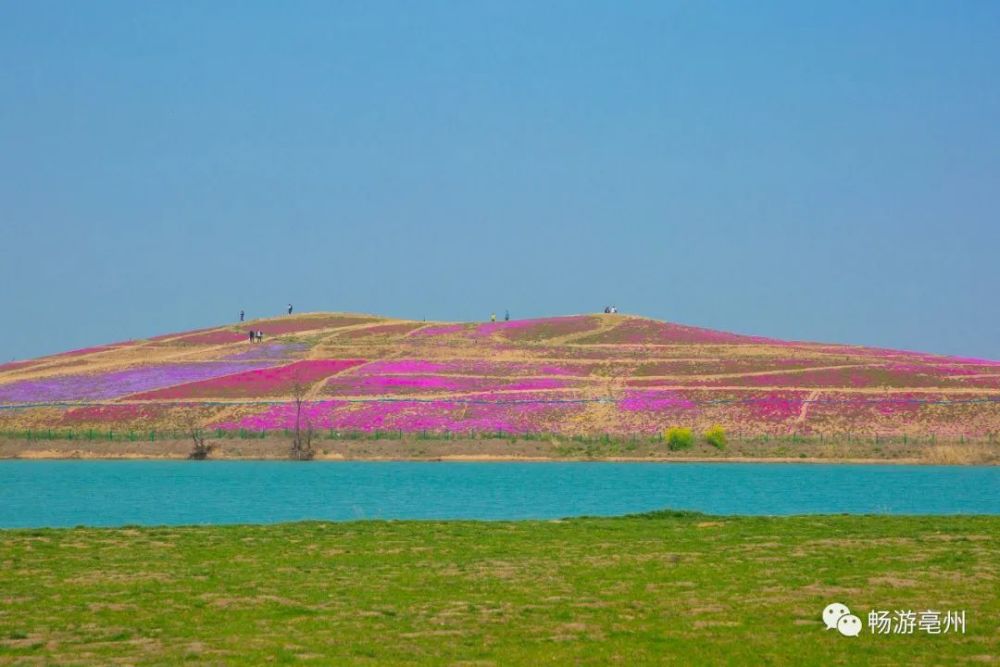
[1,513,996,664]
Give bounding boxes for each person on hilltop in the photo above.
[240,309,245,322]
[504,310,510,322]
[490,312,496,323]
[287,304,293,315]
[248,330,255,344]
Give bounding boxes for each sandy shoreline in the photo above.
[1,437,995,465]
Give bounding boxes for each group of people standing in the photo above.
[603,305,619,314]
[489,310,511,323]
[238,304,294,343]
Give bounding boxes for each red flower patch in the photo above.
[131,359,366,399]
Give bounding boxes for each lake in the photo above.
[0,461,997,528]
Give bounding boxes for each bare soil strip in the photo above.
[1,437,995,464]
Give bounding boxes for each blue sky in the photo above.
[2,1,998,360]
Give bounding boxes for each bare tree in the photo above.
[184,410,214,460]
[290,380,315,460]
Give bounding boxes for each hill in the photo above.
[1,312,998,440]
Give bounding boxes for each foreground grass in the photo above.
[0,514,997,665]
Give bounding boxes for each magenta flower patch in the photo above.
[744,392,806,422]
[576,318,766,345]
[619,390,697,412]
[476,316,601,341]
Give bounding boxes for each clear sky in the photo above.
[2,2,998,361]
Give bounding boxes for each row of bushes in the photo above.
[3,427,992,446]
[663,425,727,451]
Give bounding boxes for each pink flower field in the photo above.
[619,390,698,412]
[324,374,571,397]
[475,316,601,341]
[212,397,580,434]
[574,318,767,345]
[2,311,998,439]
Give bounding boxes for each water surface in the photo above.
[0,461,997,528]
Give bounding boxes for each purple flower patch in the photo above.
[222,343,311,362]
[0,361,278,403]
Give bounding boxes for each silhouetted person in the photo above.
[504,310,510,321]
[248,330,255,343]
[240,310,245,322]
[287,304,293,315]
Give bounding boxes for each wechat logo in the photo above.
[823,602,862,637]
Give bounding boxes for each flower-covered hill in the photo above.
[1,311,998,439]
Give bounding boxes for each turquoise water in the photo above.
[0,461,997,528]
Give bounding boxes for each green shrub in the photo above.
[704,425,727,450]
[664,427,694,451]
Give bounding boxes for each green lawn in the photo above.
[1,513,996,664]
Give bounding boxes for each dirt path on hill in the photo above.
[797,390,821,424]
